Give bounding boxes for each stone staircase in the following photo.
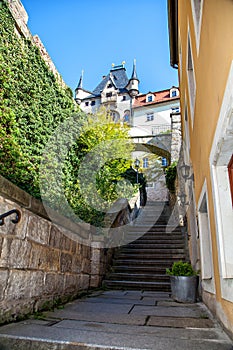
[103,201,187,291]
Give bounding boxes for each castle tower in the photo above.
[127,59,140,97]
[75,70,91,104]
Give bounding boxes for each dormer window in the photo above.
[106,92,112,98]
[107,83,113,88]
[146,94,154,103]
[170,88,179,98]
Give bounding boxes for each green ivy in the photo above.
[0,2,77,197]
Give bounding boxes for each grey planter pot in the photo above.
[170,275,198,303]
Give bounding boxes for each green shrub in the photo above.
[165,162,177,193]
[166,261,197,276]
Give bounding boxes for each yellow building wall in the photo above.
[177,0,233,334]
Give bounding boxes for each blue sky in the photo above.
[22,0,178,94]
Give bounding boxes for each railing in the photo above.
[0,209,21,226]
[151,124,171,135]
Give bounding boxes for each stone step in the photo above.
[103,280,171,291]
[106,273,170,282]
[113,265,168,273]
[127,226,182,233]
[112,259,184,266]
[125,243,185,249]
[126,237,184,244]
[116,251,185,259]
[128,239,185,245]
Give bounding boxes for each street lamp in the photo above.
[134,158,140,183]
[179,162,194,181]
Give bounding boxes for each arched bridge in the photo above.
[130,133,172,162]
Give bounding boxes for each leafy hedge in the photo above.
[0,1,76,197]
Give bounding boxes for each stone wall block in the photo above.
[0,270,9,301]
[6,270,35,300]
[30,246,60,272]
[26,214,50,245]
[60,252,72,273]
[81,258,91,274]
[90,275,102,288]
[54,273,65,295]
[71,254,81,274]
[64,274,79,294]
[46,248,60,272]
[61,235,71,252]
[71,241,77,254]
[28,271,44,298]
[49,225,62,249]
[79,274,90,290]
[7,239,32,269]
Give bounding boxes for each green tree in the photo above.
[62,108,136,226]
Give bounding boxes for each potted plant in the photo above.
[166,261,198,303]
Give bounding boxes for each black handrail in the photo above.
[0,209,21,226]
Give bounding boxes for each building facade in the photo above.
[168,0,233,336]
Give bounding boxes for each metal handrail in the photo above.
[0,209,21,226]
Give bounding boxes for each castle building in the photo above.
[75,61,139,124]
[75,61,180,134]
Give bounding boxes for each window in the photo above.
[228,155,233,206]
[123,110,130,123]
[106,92,112,98]
[122,96,126,101]
[143,157,149,168]
[85,101,89,106]
[107,83,112,88]
[91,101,96,106]
[170,88,179,98]
[172,90,177,97]
[148,95,152,102]
[146,94,154,103]
[172,106,180,113]
[146,113,154,121]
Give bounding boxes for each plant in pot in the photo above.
[166,261,199,303]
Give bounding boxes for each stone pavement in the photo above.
[0,290,232,350]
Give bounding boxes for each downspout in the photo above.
[167,0,178,69]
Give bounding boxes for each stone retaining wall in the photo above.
[0,176,110,324]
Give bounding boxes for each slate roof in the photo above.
[92,68,129,96]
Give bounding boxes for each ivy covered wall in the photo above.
[0,1,77,197]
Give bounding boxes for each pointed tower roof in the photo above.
[130,59,139,81]
[76,70,84,89]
